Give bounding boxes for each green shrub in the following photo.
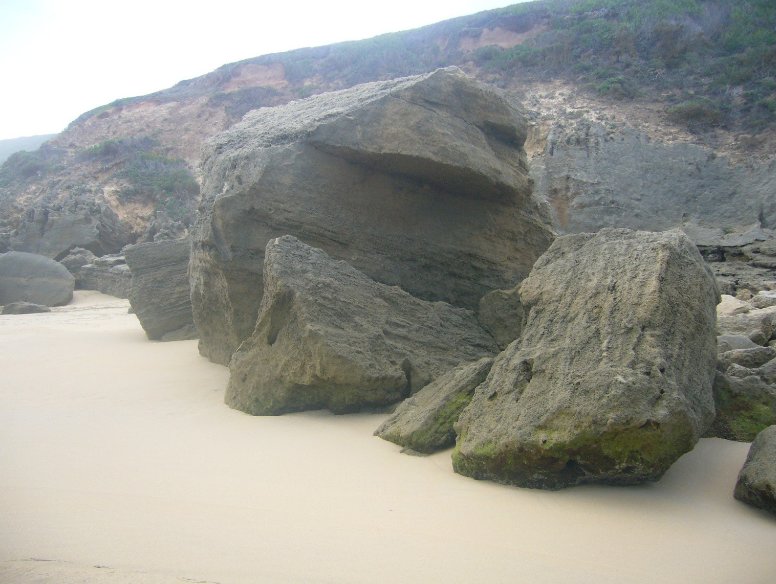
[667,99,725,128]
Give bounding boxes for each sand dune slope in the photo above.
[1,292,774,583]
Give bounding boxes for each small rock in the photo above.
[375,357,494,454]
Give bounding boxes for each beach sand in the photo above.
[1,291,774,583]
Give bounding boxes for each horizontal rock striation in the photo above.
[225,236,498,415]
[191,67,554,364]
[125,239,195,341]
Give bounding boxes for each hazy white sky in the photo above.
[0,0,523,140]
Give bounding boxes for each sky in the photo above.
[0,0,525,140]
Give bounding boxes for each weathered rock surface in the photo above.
[0,251,74,306]
[78,255,132,299]
[226,236,498,415]
[477,286,524,350]
[10,204,131,260]
[708,366,776,442]
[531,121,776,235]
[59,247,97,279]
[706,294,776,441]
[453,228,719,489]
[1,301,51,314]
[191,68,554,364]
[734,425,776,516]
[375,357,494,454]
[125,239,195,341]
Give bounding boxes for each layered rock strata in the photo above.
[225,236,498,415]
[191,67,554,364]
[453,228,719,489]
[125,239,195,341]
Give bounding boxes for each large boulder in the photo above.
[734,425,776,516]
[453,228,720,489]
[375,357,494,454]
[0,251,74,306]
[125,239,195,341]
[191,67,554,364]
[225,236,498,415]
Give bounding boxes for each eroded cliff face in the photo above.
[190,68,555,365]
[529,120,776,235]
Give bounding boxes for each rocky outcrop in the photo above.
[477,286,524,350]
[531,121,776,235]
[59,247,97,280]
[191,68,554,364]
[10,204,131,260]
[734,425,776,516]
[1,301,51,314]
[0,251,74,306]
[125,239,195,341]
[78,254,132,299]
[707,294,776,441]
[453,229,719,490]
[226,236,498,415]
[375,357,494,454]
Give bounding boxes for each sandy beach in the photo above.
[0,291,774,583]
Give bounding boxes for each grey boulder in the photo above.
[225,236,498,415]
[734,425,776,516]
[191,67,554,364]
[0,251,74,306]
[375,357,494,454]
[453,228,720,489]
[125,239,195,341]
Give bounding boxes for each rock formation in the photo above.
[707,294,776,441]
[0,251,74,306]
[531,121,776,235]
[59,247,97,280]
[375,357,494,454]
[453,229,719,489]
[125,239,196,341]
[734,425,776,516]
[477,286,524,350]
[191,67,554,364]
[75,253,132,298]
[225,236,498,415]
[10,204,131,260]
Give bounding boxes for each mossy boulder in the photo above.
[707,363,776,441]
[375,357,493,453]
[453,229,719,489]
